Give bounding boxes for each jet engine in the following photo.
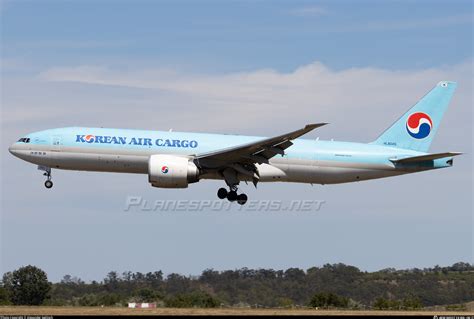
[148,154,199,188]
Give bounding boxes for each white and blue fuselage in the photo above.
[8,126,452,185]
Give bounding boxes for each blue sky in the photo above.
[2,0,472,71]
[1,0,472,282]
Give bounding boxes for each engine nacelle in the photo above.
[148,154,199,188]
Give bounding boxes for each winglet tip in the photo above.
[306,123,329,129]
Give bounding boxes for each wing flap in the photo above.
[196,123,327,167]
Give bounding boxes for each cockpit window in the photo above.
[17,138,30,143]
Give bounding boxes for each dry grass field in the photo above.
[0,306,473,316]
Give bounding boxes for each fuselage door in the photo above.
[51,135,61,151]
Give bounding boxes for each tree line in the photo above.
[1,262,473,309]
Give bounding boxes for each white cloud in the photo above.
[291,6,328,17]
[36,60,472,139]
[2,59,472,153]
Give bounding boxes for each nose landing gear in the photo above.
[38,166,53,189]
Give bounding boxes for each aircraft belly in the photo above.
[197,158,404,185]
[255,162,288,182]
[281,158,401,184]
[306,166,403,184]
[49,151,148,173]
[278,158,313,183]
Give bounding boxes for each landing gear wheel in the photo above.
[237,194,248,205]
[217,188,228,199]
[44,180,53,189]
[227,190,238,202]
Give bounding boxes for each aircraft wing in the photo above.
[390,152,463,164]
[195,123,327,168]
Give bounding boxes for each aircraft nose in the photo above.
[9,144,19,156]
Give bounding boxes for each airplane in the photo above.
[9,81,462,205]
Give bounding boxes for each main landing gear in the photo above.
[217,187,248,205]
[218,167,249,205]
[38,166,53,189]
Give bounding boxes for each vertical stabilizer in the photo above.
[372,81,456,152]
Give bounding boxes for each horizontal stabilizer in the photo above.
[390,152,463,164]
